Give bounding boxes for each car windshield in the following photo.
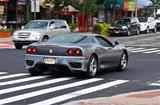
[138,17,148,22]
[24,21,48,29]
[155,15,160,20]
[46,34,87,43]
[116,19,131,24]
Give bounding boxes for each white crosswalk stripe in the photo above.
[0,73,28,80]
[30,80,129,105]
[150,81,160,86]
[0,76,48,86]
[144,50,160,54]
[126,47,160,54]
[0,77,73,95]
[0,77,103,105]
[129,48,158,53]
[0,72,8,75]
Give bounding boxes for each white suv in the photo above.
[138,17,157,33]
[12,20,71,49]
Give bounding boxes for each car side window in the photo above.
[54,21,67,29]
[94,36,113,47]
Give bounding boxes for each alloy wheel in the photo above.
[87,56,98,78]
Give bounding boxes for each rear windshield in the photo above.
[138,17,148,22]
[46,34,87,43]
[116,19,131,24]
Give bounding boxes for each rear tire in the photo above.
[136,29,140,35]
[15,43,23,49]
[86,55,98,78]
[145,27,149,34]
[127,31,131,36]
[117,52,128,71]
[28,68,43,76]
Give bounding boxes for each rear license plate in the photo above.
[44,58,56,64]
[20,38,27,40]
[115,31,119,33]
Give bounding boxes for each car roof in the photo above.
[31,19,66,22]
[60,33,100,37]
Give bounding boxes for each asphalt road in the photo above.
[0,47,160,105]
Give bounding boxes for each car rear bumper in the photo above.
[25,54,89,73]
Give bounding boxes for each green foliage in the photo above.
[0,29,12,32]
[93,23,110,36]
[69,23,78,31]
[71,0,99,16]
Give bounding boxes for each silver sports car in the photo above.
[25,33,128,78]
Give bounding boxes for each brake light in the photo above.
[67,49,74,55]
[75,49,82,55]
[67,49,82,56]
[27,47,37,54]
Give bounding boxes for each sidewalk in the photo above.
[64,90,160,105]
[0,37,14,48]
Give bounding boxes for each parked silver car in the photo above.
[25,33,129,78]
[12,20,71,49]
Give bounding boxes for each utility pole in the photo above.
[135,0,137,17]
[113,0,117,22]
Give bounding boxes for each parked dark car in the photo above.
[25,33,128,78]
[109,17,140,36]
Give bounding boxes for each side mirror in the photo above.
[114,41,119,46]
[49,24,55,30]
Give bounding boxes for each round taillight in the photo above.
[67,49,74,55]
[75,49,82,55]
[32,48,37,53]
[27,48,32,53]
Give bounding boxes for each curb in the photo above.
[64,89,160,105]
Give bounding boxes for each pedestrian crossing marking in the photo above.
[0,72,8,75]
[0,78,103,105]
[129,48,158,53]
[0,76,48,86]
[126,47,160,54]
[0,73,28,80]
[0,77,73,95]
[30,80,129,105]
[150,81,160,86]
[143,50,160,54]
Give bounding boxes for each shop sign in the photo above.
[105,0,124,8]
[0,5,4,14]
[128,1,136,11]
[31,0,40,12]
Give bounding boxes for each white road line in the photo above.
[143,50,160,53]
[127,48,145,51]
[0,73,28,80]
[130,48,158,53]
[30,80,129,105]
[126,47,135,49]
[0,76,48,86]
[0,77,73,95]
[0,72,8,75]
[0,78,103,105]
[150,83,160,86]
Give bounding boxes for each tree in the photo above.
[44,0,72,18]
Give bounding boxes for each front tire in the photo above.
[136,29,140,35]
[86,55,98,78]
[145,27,149,34]
[42,36,49,42]
[14,43,23,49]
[153,27,157,33]
[127,30,131,36]
[117,52,128,71]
